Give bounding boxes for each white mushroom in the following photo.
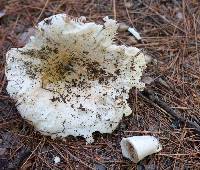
[5,14,146,143]
[120,136,162,163]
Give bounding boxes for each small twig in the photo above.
[124,130,160,134]
[37,155,54,169]
[138,0,186,34]
[50,143,94,169]
[123,0,134,27]
[20,137,45,169]
[112,0,116,20]
[159,153,200,156]
[36,0,50,23]
[139,89,200,135]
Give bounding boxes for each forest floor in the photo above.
[0,0,200,169]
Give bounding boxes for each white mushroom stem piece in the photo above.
[128,27,141,40]
[5,14,147,143]
[120,136,162,163]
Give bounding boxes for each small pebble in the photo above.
[144,55,152,64]
[118,23,129,32]
[142,76,154,85]
[124,1,133,8]
[54,156,60,164]
[176,12,183,20]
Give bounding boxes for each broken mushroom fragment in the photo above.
[5,14,146,143]
[128,27,141,41]
[120,136,162,163]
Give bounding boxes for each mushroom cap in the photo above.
[5,14,146,143]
